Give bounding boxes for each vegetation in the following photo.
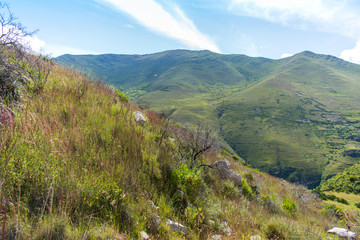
[56,50,360,188]
[0,49,352,239]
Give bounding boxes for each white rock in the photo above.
[166,219,188,234]
[220,221,231,236]
[134,111,146,123]
[210,234,222,239]
[328,227,356,238]
[250,235,262,240]
[140,231,149,239]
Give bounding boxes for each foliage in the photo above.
[265,223,285,240]
[281,198,297,216]
[116,89,129,103]
[0,3,50,104]
[241,178,254,197]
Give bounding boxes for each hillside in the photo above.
[56,50,360,188]
[2,59,354,239]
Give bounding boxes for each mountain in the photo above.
[56,50,360,188]
[1,59,345,239]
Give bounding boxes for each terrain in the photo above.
[56,50,360,188]
[1,59,347,239]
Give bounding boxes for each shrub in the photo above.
[282,198,297,216]
[265,223,285,240]
[116,89,129,103]
[222,181,240,199]
[171,164,203,201]
[242,178,254,197]
[355,203,360,209]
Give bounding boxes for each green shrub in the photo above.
[116,89,129,103]
[282,198,297,216]
[222,181,240,199]
[355,202,360,208]
[171,164,203,201]
[241,178,254,197]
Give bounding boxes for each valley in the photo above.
[56,50,360,188]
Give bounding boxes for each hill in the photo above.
[1,58,353,239]
[56,50,360,188]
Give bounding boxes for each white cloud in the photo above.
[229,0,360,38]
[22,35,46,53]
[281,53,293,58]
[98,0,221,53]
[43,45,100,57]
[340,40,360,64]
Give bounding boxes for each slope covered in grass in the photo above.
[56,50,360,188]
[1,62,354,239]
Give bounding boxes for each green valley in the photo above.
[56,50,360,188]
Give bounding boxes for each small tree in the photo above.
[0,2,49,104]
[175,123,216,169]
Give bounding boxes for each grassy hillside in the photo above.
[2,60,358,239]
[56,50,360,188]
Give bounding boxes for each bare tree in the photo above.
[0,2,49,104]
[175,123,217,169]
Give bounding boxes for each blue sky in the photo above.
[8,0,360,63]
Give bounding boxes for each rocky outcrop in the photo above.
[212,160,242,189]
[328,227,356,238]
[166,219,188,234]
[0,105,15,126]
[134,111,146,123]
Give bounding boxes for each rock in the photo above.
[140,231,149,240]
[210,234,222,239]
[147,200,159,210]
[134,111,146,123]
[0,105,15,126]
[166,219,188,234]
[250,235,262,240]
[220,221,231,236]
[148,214,161,234]
[328,227,356,238]
[212,160,242,189]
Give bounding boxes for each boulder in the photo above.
[210,235,222,239]
[250,235,262,240]
[166,219,188,234]
[134,111,146,123]
[140,231,149,240]
[0,105,15,126]
[212,160,242,189]
[328,227,356,238]
[219,221,231,236]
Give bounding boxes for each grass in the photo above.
[2,58,358,238]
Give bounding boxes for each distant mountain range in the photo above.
[56,50,360,188]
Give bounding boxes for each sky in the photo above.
[7,0,360,63]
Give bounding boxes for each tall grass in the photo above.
[0,64,349,239]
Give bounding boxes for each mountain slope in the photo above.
[1,61,347,239]
[55,50,360,188]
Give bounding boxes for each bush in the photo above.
[265,223,285,240]
[241,178,254,197]
[171,164,203,201]
[355,202,360,208]
[222,181,240,199]
[282,198,297,216]
[116,89,129,103]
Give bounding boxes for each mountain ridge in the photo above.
[55,50,360,188]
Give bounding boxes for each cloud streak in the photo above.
[229,0,360,63]
[229,0,360,38]
[98,0,220,53]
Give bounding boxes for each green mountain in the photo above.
[56,50,360,188]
